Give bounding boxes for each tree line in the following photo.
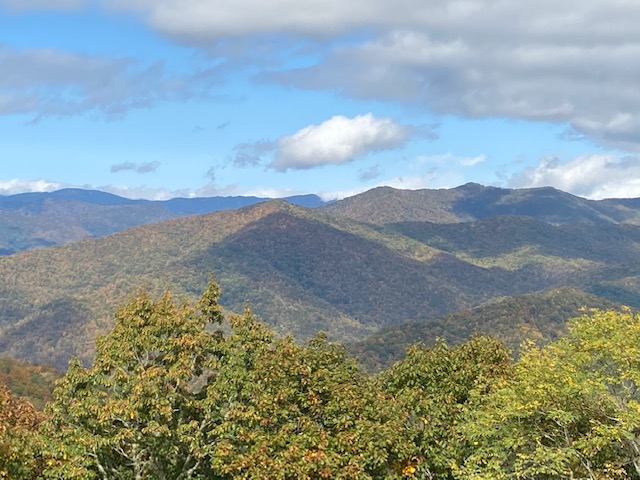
[2,281,640,479]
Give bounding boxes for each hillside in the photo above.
[0,189,326,255]
[2,184,640,369]
[1,195,640,369]
[0,357,61,410]
[0,201,526,368]
[348,287,622,371]
[320,183,640,224]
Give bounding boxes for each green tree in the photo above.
[0,382,43,479]
[41,281,418,479]
[203,310,414,479]
[379,336,512,479]
[462,309,640,479]
[42,282,224,479]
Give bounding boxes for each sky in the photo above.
[2,0,640,201]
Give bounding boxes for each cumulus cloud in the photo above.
[127,0,629,152]
[230,114,417,171]
[110,161,160,174]
[509,154,640,199]
[271,114,413,171]
[274,27,640,151]
[104,0,640,150]
[17,0,640,151]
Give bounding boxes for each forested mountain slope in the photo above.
[3,184,640,368]
[0,201,524,368]
[1,194,640,369]
[320,183,640,224]
[348,287,622,371]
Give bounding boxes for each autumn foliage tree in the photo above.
[0,382,43,479]
[42,282,225,479]
[40,282,415,479]
[203,311,414,478]
[7,277,640,479]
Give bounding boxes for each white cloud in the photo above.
[459,154,487,167]
[95,184,192,200]
[241,187,305,198]
[9,0,640,151]
[0,176,308,201]
[509,154,640,199]
[0,179,63,195]
[168,0,636,152]
[117,1,640,149]
[110,0,399,38]
[0,179,194,200]
[318,186,370,201]
[270,114,413,171]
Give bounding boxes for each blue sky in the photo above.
[2,0,640,200]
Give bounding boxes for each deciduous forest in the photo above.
[2,281,640,479]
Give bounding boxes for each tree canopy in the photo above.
[1,281,640,479]
[461,308,640,479]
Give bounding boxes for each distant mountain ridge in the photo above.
[0,188,142,207]
[4,183,640,256]
[0,188,327,210]
[320,183,640,224]
[0,189,327,255]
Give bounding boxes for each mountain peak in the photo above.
[321,183,640,225]
[454,182,499,193]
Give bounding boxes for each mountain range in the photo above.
[1,183,640,370]
[0,189,326,255]
[322,183,640,224]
